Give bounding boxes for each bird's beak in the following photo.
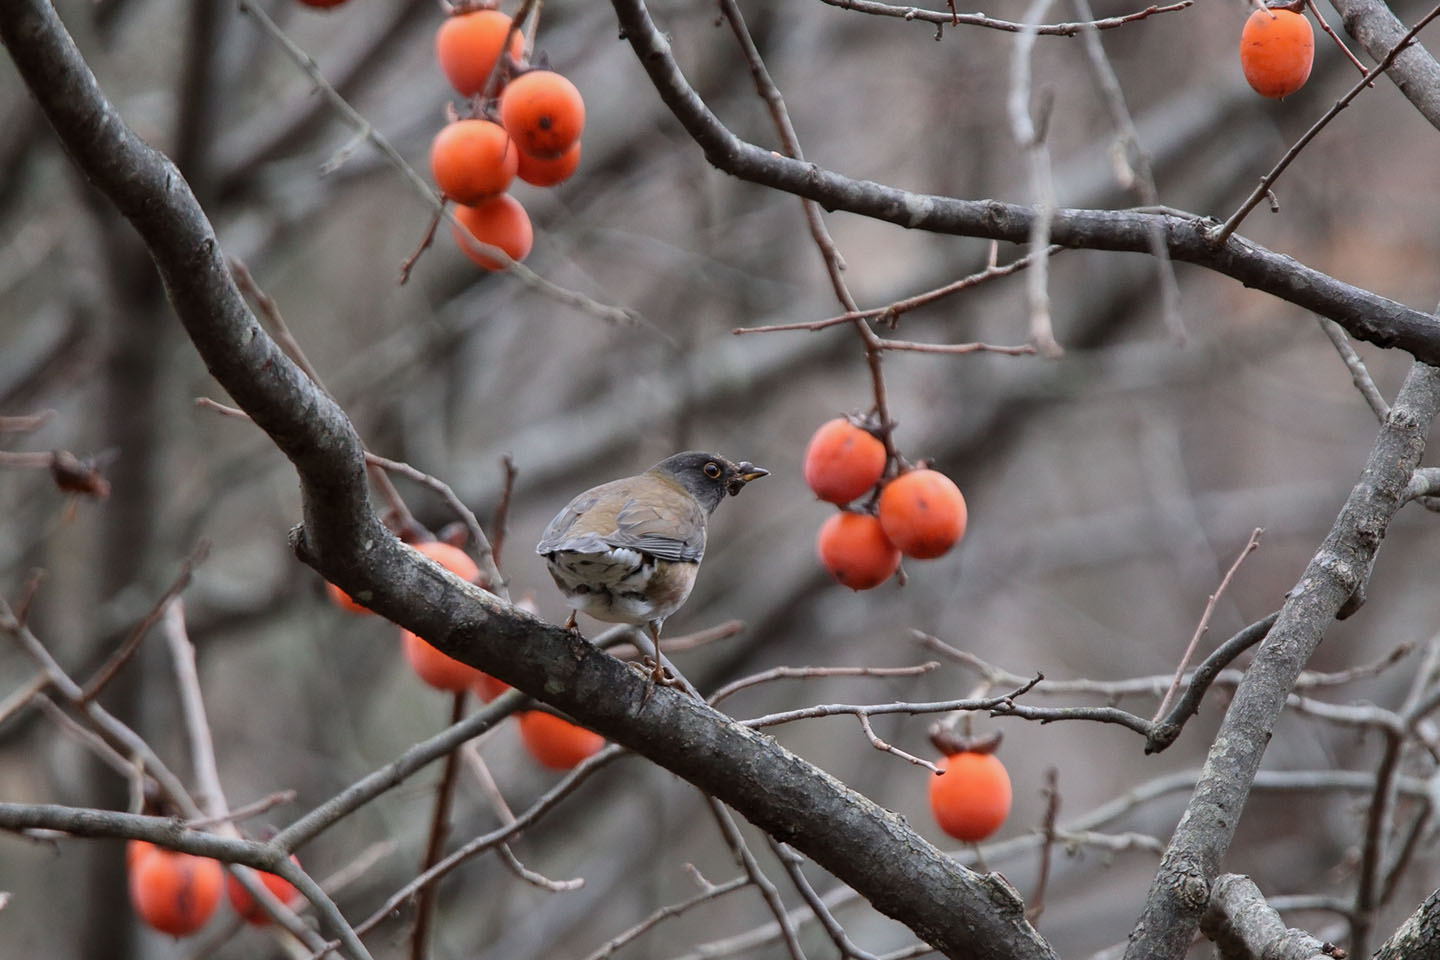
[729,462,769,495]
[738,462,769,483]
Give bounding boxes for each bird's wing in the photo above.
[535,476,707,563]
[609,489,706,562]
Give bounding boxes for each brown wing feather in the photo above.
[535,473,706,563]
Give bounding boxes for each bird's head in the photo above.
[650,451,769,513]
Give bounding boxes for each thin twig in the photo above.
[489,454,518,573]
[1318,317,1390,421]
[1153,527,1263,720]
[1305,0,1375,82]
[1009,0,1062,358]
[409,692,467,960]
[2,602,196,812]
[1027,767,1059,923]
[334,745,623,951]
[461,742,582,891]
[364,452,506,599]
[709,662,940,706]
[919,629,1409,699]
[0,673,49,727]
[860,712,942,772]
[163,599,333,948]
[397,205,444,285]
[578,874,749,960]
[604,619,747,661]
[184,790,298,830]
[80,540,211,703]
[231,259,420,533]
[0,410,55,433]
[769,840,881,960]
[33,694,136,781]
[732,247,1064,335]
[814,0,1192,33]
[707,797,808,960]
[10,571,44,629]
[195,396,249,420]
[874,338,1037,356]
[744,677,1043,729]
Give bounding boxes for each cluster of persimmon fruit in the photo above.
[430,4,585,270]
[927,728,1012,844]
[327,539,605,772]
[127,839,301,936]
[804,417,967,590]
[1240,2,1314,99]
[295,2,585,269]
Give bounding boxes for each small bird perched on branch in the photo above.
[536,451,768,688]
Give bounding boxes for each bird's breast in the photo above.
[543,548,698,627]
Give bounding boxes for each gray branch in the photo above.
[1201,875,1338,960]
[1374,887,1440,960]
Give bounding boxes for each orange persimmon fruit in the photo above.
[452,193,534,270]
[1240,6,1314,99]
[803,418,887,505]
[877,469,967,560]
[435,9,524,97]
[225,858,301,926]
[430,120,519,205]
[816,512,900,590]
[411,539,481,582]
[928,751,1012,843]
[399,539,487,691]
[499,70,585,158]
[402,628,486,692]
[516,139,581,187]
[324,580,372,616]
[127,842,224,936]
[518,711,604,770]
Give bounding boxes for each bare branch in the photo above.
[814,0,1193,34]
[1154,528,1263,720]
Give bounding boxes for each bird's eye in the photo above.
[704,461,722,478]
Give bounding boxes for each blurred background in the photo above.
[3,0,1440,957]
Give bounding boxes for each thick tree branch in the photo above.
[1124,361,1440,960]
[1201,874,1338,960]
[1375,887,1440,960]
[0,4,1054,958]
[610,0,1440,365]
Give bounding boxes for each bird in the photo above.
[536,451,768,688]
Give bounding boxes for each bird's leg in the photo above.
[562,609,579,633]
[631,621,675,709]
[645,621,680,687]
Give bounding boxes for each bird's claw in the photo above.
[630,657,682,709]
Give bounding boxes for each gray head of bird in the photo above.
[649,451,769,514]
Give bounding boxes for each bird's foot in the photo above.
[629,657,683,709]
